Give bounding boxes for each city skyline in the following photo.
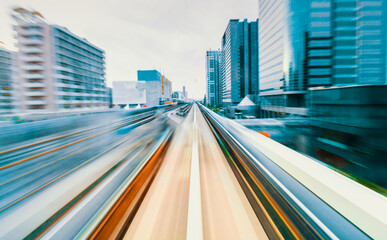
[0,0,258,99]
[0,0,386,238]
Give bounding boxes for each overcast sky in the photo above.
[0,0,258,99]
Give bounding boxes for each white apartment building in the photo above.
[13,8,108,112]
[0,43,17,114]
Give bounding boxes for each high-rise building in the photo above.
[12,8,108,112]
[206,50,222,107]
[183,85,187,101]
[0,43,17,114]
[333,0,386,85]
[307,0,387,86]
[221,19,259,106]
[259,0,308,117]
[258,0,387,178]
[258,0,387,117]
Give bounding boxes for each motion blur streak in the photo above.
[0,106,178,239]
[0,103,385,239]
[124,106,193,239]
[125,104,268,240]
[196,105,268,239]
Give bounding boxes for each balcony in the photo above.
[22,65,45,71]
[20,47,44,54]
[26,99,47,105]
[25,91,47,97]
[54,66,74,73]
[22,73,44,80]
[0,95,12,100]
[24,82,46,88]
[19,38,43,45]
[19,28,43,36]
[21,55,44,62]
[55,74,73,80]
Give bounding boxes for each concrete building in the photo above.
[221,19,259,107]
[258,0,387,117]
[12,7,108,112]
[137,70,172,101]
[0,43,17,114]
[112,81,146,108]
[206,50,222,107]
[113,70,173,108]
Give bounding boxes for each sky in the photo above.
[0,0,258,99]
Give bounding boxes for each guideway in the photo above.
[125,104,268,239]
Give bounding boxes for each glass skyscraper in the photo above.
[221,19,259,106]
[334,0,386,85]
[259,0,309,117]
[259,0,387,117]
[206,50,221,107]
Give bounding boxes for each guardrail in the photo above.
[199,104,387,240]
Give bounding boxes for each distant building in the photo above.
[113,70,173,108]
[228,95,259,119]
[12,7,108,112]
[258,0,387,118]
[206,50,222,107]
[171,91,184,102]
[221,19,259,107]
[171,86,188,103]
[0,44,17,114]
[183,85,187,100]
[137,70,172,100]
[112,81,147,108]
[107,87,112,108]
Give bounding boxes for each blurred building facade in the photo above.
[12,8,108,112]
[0,44,17,114]
[259,0,308,117]
[182,85,188,100]
[107,87,113,108]
[171,91,185,103]
[258,0,387,186]
[113,70,173,108]
[206,50,222,107]
[258,0,387,118]
[112,81,147,108]
[221,19,259,107]
[137,70,172,101]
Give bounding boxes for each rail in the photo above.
[199,104,386,239]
